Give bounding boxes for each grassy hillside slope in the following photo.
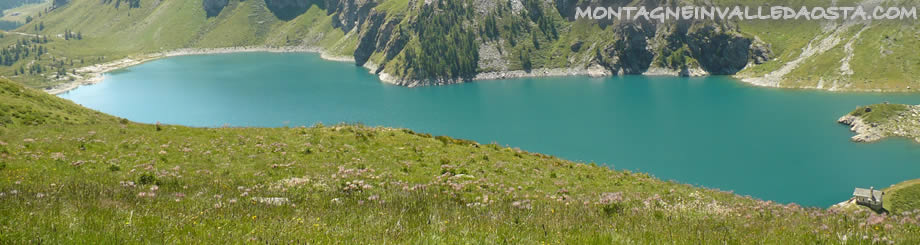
[0,75,113,126]
[0,0,354,88]
[2,79,920,242]
[885,179,920,214]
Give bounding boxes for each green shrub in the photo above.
[138,173,157,185]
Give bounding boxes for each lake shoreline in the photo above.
[49,45,919,94]
[47,46,355,95]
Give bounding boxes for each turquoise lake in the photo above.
[59,52,920,207]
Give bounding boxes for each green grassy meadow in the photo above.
[2,77,920,243]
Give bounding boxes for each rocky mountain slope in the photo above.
[0,0,916,91]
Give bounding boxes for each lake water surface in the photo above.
[59,52,920,207]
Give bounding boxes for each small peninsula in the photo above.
[838,104,920,143]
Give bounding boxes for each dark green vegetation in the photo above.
[396,1,478,80]
[3,80,920,242]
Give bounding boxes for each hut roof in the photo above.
[853,188,884,200]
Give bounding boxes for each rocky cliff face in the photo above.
[594,21,655,75]
[553,0,770,76]
[202,0,229,18]
[260,0,399,67]
[196,0,771,84]
[52,0,70,8]
[263,0,320,20]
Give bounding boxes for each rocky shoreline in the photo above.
[837,105,920,143]
[46,45,914,94]
[837,114,886,143]
[371,63,713,88]
[51,45,712,94]
[46,46,354,95]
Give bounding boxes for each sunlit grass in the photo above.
[2,78,920,243]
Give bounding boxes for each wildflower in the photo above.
[150,185,159,192]
[174,193,186,198]
[253,197,289,206]
[35,193,45,198]
[511,200,532,210]
[120,181,136,187]
[10,190,18,195]
[14,181,21,185]
[50,152,65,161]
[867,214,886,226]
[368,195,379,201]
[229,198,238,204]
[598,192,623,205]
[158,150,167,155]
[240,192,249,197]
[214,194,222,199]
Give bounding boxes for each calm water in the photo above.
[59,52,920,207]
